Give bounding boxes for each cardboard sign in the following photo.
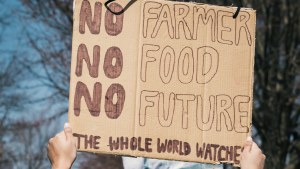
[68,0,256,166]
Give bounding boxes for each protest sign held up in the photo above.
[68,0,256,166]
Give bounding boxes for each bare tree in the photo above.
[3,121,54,169]
[251,0,300,168]
[0,57,25,168]
[0,3,29,162]
[18,0,124,168]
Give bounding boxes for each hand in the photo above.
[47,123,77,169]
[240,137,266,169]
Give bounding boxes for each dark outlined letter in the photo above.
[196,46,219,84]
[174,4,192,39]
[141,44,160,82]
[178,47,194,84]
[105,83,125,119]
[176,94,195,129]
[76,44,100,78]
[216,95,233,131]
[74,81,101,117]
[233,95,250,133]
[143,1,161,38]
[196,95,215,131]
[158,92,175,127]
[139,90,159,126]
[103,46,123,79]
[105,3,124,36]
[235,11,252,46]
[217,11,234,45]
[193,7,216,41]
[152,4,174,39]
[79,0,102,34]
[159,46,175,84]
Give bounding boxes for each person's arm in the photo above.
[240,137,266,169]
[47,123,77,169]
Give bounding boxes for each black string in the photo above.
[104,0,137,15]
[104,0,242,18]
[232,0,243,19]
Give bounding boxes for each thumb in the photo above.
[64,123,73,141]
[243,136,253,152]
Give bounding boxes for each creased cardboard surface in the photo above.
[68,0,256,166]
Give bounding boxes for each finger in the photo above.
[55,132,63,138]
[64,123,73,141]
[262,154,266,166]
[73,137,78,149]
[49,137,54,145]
[251,142,262,154]
[57,131,65,139]
[243,136,253,152]
[47,151,53,164]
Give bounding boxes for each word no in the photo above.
[73,0,125,119]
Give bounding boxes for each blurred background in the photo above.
[0,0,299,169]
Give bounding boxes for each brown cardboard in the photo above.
[68,0,256,166]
